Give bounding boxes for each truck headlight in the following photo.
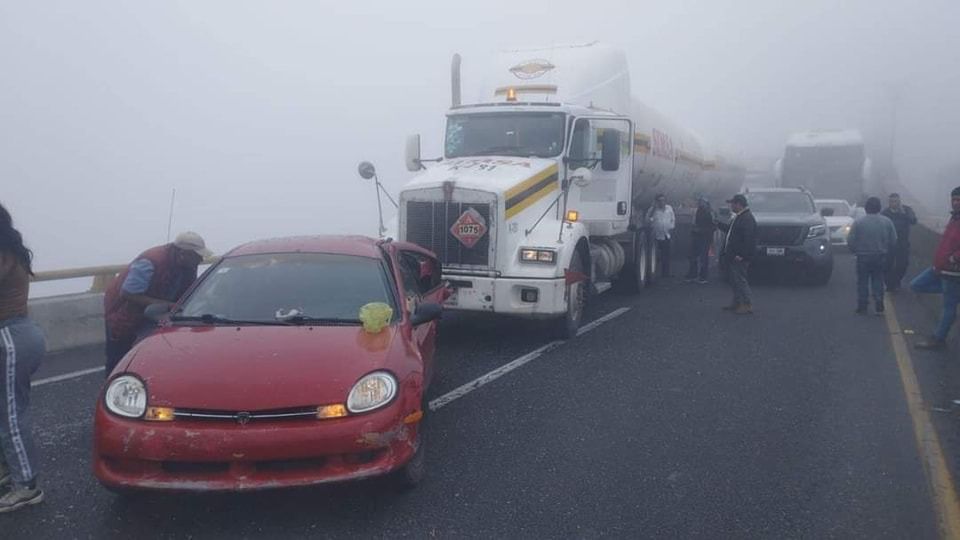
[104,375,147,418]
[520,248,557,264]
[807,224,826,238]
[347,371,397,413]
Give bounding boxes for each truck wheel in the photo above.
[554,253,586,339]
[619,233,647,294]
[645,233,658,286]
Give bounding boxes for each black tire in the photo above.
[554,252,586,339]
[392,423,427,490]
[619,233,647,294]
[645,232,658,286]
[810,261,833,286]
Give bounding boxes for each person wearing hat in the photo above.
[910,187,960,350]
[684,196,717,284]
[103,232,213,372]
[716,194,757,314]
[881,193,917,292]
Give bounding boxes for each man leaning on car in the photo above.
[102,232,212,373]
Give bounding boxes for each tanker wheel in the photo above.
[645,233,659,287]
[554,253,586,339]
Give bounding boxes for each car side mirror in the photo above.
[600,129,620,171]
[410,302,442,326]
[144,302,172,323]
[820,208,835,217]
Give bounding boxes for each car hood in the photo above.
[753,213,822,226]
[124,325,405,411]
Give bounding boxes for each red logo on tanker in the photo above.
[651,128,675,160]
[450,207,488,249]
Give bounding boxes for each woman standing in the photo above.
[0,203,45,512]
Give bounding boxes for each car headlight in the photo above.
[842,225,851,233]
[104,375,147,418]
[520,248,557,264]
[347,371,397,413]
[807,224,826,238]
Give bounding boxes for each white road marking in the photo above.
[32,366,104,387]
[428,307,631,411]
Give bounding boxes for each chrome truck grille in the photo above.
[401,189,497,270]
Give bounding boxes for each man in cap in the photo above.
[103,232,213,372]
[716,194,757,314]
[880,193,917,292]
[911,187,960,350]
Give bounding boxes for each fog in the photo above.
[3,0,959,288]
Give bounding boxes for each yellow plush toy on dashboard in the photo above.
[359,302,393,333]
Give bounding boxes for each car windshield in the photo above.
[746,192,815,214]
[445,112,565,158]
[815,201,851,216]
[177,253,396,324]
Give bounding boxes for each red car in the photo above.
[93,236,446,492]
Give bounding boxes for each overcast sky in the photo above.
[3,0,959,285]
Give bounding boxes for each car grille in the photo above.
[172,406,318,423]
[405,200,493,268]
[757,226,804,246]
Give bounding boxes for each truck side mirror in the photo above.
[405,134,422,172]
[600,130,620,171]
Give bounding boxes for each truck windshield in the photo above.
[445,112,565,159]
[747,192,816,214]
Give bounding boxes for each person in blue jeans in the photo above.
[0,203,45,512]
[847,197,897,315]
[911,186,960,350]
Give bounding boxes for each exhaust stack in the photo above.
[451,53,462,107]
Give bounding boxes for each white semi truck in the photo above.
[385,42,742,336]
[775,129,873,205]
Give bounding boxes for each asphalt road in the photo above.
[4,253,950,538]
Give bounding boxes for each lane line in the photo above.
[32,366,104,388]
[429,307,631,411]
[885,298,960,539]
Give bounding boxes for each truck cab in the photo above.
[400,101,634,337]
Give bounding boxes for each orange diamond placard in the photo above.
[450,208,488,249]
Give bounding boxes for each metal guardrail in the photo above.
[30,257,220,294]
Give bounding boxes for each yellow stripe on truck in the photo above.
[504,164,560,220]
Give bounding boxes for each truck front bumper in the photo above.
[443,275,567,317]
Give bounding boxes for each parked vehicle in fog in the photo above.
[94,236,446,492]
[815,198,855,245]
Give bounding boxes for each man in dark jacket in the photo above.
[103,232,212,372]
[910,187,960,350]
[881,193,917,291]
[716,194,757,314]
[684,197,716,284]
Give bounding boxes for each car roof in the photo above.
[814,198,849,203]
[225,235,388,259]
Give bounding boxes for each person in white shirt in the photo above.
[646,194,676,278]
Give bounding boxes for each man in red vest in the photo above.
[103,232,212,372]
